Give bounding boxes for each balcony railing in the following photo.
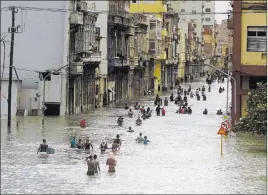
[110,57,129,67]
[134,14,148,26]
[82,51,101,63]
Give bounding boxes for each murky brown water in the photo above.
[1,79,266,194]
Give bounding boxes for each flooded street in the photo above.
[1,79,266,194]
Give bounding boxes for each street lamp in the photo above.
[204,63,237,117]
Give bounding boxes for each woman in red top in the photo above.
[161,107,166,116]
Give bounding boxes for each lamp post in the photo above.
[205,63,237,117]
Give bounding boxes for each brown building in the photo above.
[231,0,267,124]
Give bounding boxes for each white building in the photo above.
[1,1,69,116]
[178,1,215,39]
[1,79,21,117]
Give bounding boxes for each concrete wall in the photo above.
[1,80,20,117]
[18,89,40,110]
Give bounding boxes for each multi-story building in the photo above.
[1,1,70,116]
[163,4,179,88]
[107,1,132,103]
[231,0,267,123]
[202,28,213,59]
[130,13,151,98]
[67,1,101,114]
[178,1,215,39]
[130,0,167,93]
[177,28,187,82]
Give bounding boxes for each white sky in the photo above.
[215,1,230,23]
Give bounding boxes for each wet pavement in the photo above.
[1,78,267,194]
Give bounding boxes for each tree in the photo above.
[232,82,267,135]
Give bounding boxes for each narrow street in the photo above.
[1,79,266,194]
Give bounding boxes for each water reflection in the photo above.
[1,79,266,194]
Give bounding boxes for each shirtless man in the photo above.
[37,139,48,154]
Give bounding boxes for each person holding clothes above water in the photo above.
[222,87,225,91]
[136,116,142,125]
[161,107,166,116]
[127,126,134,132]
[106,152,117,173]
[143,136,150,145]
[195,89,199,95]
[164,97,168,106]
[80,118,86,128]
[202,85,205,92]
[100,141,108,152]
[136,133,144,143]
[217,109,223,115]
[203,108,208,115]
[70,137,77,148]
[156,105,161,116]
[125,103,129,110]
[170,93,174,101]
[202,94,206,101]
[84,138,94,151]
[93,154,100,174]
[37,139,48,154]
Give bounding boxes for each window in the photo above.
[192,10,196,14]
[132,0,137,3]
[247,26,267,52]
[181,9,185,13]
[205,8,211,12]
[218,48,222,53]
[205,18,211,22]
[249,76,267,89]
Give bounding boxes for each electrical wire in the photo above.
[0,5,265,15]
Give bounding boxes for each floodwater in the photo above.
[1,79,267,194]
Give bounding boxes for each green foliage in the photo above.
[233,82,267,135]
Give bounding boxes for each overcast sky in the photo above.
[215,1,230,23]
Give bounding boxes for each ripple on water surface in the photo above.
[1,79,266,194]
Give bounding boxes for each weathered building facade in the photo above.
[231,0,267,123]
[107,0,132,103]
[67,1,101,114]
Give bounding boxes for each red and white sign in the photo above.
[221,120,230,130]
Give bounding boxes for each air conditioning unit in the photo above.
[70,12,83,25]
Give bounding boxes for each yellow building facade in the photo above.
[130,1,167,92]
[231,0,267,122]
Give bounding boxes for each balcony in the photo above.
[134,14,148,26]
[110,57,130,67]
[82,51,101,63]
[162,29,167,37]
[126,27,135,36]
[70,62,83,75]
[70,12,83,25]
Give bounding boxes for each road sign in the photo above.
[217,127,227,135]
[221,120,230,130]
[223,115,229,120]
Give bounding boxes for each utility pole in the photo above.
[7,6,16,128]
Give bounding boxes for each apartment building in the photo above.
[231,0,267,123]
[67,1,101,114]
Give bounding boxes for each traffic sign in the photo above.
[221,120,230,130]
[223,115,229,120]
[217,127,227,135]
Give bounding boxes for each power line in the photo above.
[0,6,265,15]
